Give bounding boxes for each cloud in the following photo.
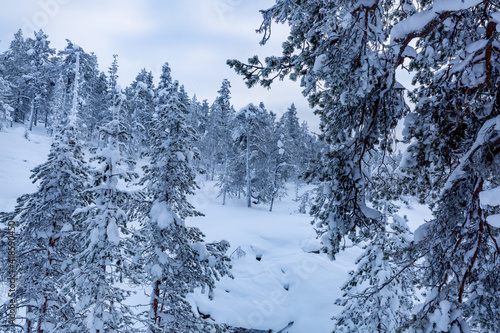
[0,0,319,131]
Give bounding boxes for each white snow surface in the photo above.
[0,124,51,212]
[0,124,432,332]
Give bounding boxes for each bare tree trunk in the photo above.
[246,131,251,208]
[150,280,160,333]
[27,99,35,132]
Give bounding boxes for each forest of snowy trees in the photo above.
[0,29,320,333]
[1,0,500,332]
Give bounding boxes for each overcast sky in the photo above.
[0,0,319,131]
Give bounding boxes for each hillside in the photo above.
[0,124,431,332]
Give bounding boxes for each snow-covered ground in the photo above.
[0,124,432,332]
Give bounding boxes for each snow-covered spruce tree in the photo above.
[186,96,209,172]
[24,30,56,132]
[58,40,106,142]
[267,117,288,212]
[332,213,416,332]
[62,62,139,332]
[395,2,500,331]
[229,0,409,255]
[2,30,33,124]
[202,79,234,181]
[278,103,302,183]
[139,63,231,332]
[0,50,89,333]
[186,95,209,145]
[0,66,13,130]
[232,103,273,208]
[124,68,155,157]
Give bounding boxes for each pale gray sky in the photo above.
[0,0,319,131]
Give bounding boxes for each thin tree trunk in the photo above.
[28,99,35,131]
[150,280,160,333]
[246,131,251,208]
[26,306,33,333]
[269,196,274,212]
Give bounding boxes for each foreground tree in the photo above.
[229,0,500,331]
[0,49,88,332]
[62,61,139,332]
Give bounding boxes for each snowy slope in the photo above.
[0,125,432,332]
[0,124,52,212]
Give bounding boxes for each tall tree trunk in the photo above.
[246,131,251,208]
[28,99,35,132]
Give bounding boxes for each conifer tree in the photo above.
[267,118,288,212]
[229,0,409,255]
[3,30,32,124]
[230,0,500,331]
[233,103,274,207]
[62,59,139,333]
[398,2,500,330]
[0,49,89,333]
[202,79,234,181]
[278,103,301,182]
[139,63,231,332]
[24,30,56,131]
[0,68,13,130]
[58,40,105,142]
[124,68,155,157]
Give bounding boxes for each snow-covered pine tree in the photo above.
[231,0,500,331]
[202,79,234,181]
[3,30,32,125]
[186,95,208,144]
[232,103,275,208]
[185,96,209,172]
[267,117,288,212]
[0,63,13,130]
[278,103,302,183]
[139,63,231,332]
[396,2,500,331]
[0,49,89,333]
[229,0,409,255]
[124,68,155,157]
[62,59,139,333]
[23,30,56,132]
[58,40,106,142]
